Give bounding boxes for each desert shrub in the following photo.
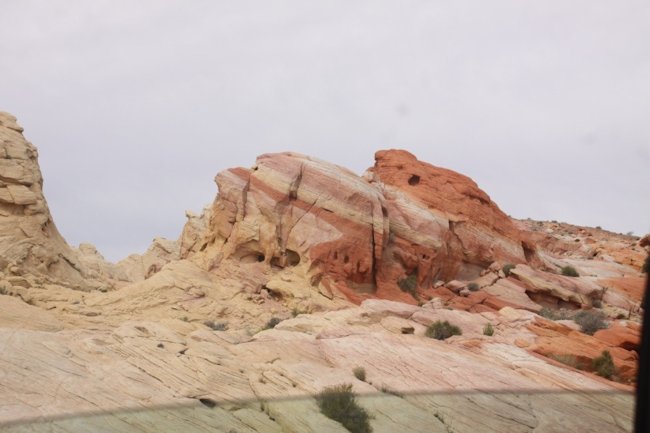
[204,320,228,331]
[502,263,515,277]
[352,367,366,382]
[0,286,7,295]
[538,307,555,319]
[483,323,494,336]
[560,265,579,277]
[592,350,615,379]
[316,384,372,433]
[380,385,404,397]
[398,273,418,299]
[643,255,650,274]
[550,354,580,369]
[591,299,603,308]
[539,307,573,321]
[574,310,608,335]
[467,283,479,292]
[425,320,462,340]
[264,317,282,329]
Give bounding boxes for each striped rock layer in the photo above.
[185,150,538,304]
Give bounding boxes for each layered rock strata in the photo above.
[185,150,545,304]
[0,112,89,287]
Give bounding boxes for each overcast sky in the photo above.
[1,1,649,262]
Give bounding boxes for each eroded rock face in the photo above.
[184,150,542,304]
[369,149,530,271]
[0,112,89,287]
[115,237,180,282]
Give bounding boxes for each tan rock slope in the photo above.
[0,112,90,287]
[0,113,646,432]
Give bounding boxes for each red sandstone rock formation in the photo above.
[184,150,545,305]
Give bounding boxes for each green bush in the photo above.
[502,263,515,277]
[264,317,282,329]
[467,283,479,292]
[642,255,650,274]
[574,310,608,335]
[539,307,573,321]
[592,350,615,379]
[550,354,580,369]
[425,320,462,340]
[560,265,579,277]
[352,367,366,382]
[380,385,404,397]
[483,323,494,336]
[398,273,418,299]
[316,384,372,433]
[204,320,228,331]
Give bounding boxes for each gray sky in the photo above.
[2,1,649,262]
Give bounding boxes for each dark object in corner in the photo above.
[634,251,649,433]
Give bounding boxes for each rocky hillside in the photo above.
[0,112,647,432]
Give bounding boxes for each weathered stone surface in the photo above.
[598,277,645,304]
[367,149,542,277]
[593,323,640,351]
[509,264,598,308]
[115,237,180,282]
[0,112,90,287]
[0,297,631,431]
[527,318,638,383]
[0,295,64,331]
[483,277,542,312]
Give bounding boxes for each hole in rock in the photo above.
[408,175,420,185]
[239,251,266,263]
[522,242,535,262]
[310,273,323,287]
[285,249,300,266]
[199,398,217,408]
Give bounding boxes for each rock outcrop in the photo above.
[0,112,90,287]
[182,150,547,305]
